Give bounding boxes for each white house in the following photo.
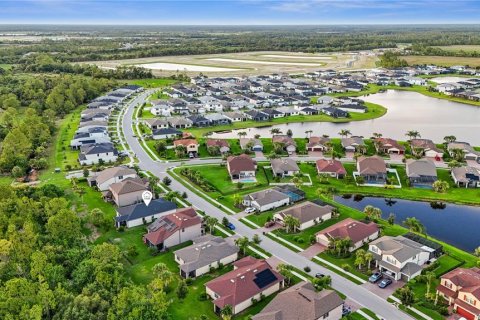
[273,201,333,231]
[115,198,177,228]
[78,143,118,165]
[88,166,138,191]
[243,189,290,212]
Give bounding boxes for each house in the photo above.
[227,154,257,182]
[316,218,379,252]
[174,236,239,279]
[410,139,444,160]
[451,166,480,188]
[356,156,387,183]
[143,207,203,251]
[78,143,118,165]
[168,117,193,129]
[204,113,231,125]
[436,267,480,320]
[341,136,365,153]
[274,201,333,231]
[107,177,149,207]
[448,142,480,162]
[245,110,269,121]
[115,198,177,228]
[144,118,169,130]
[173,139,199,156]
[307,136,330,152]
[187,115,210,127]
[243,189,291,212]
[316,159,347,179]
[406,159,438,187]
[222,111,247,122]
[322,107,348,118]
[70,127,110,149]
[239,138,263,152]
[252,282,343,320]
[270,158,300,177]
[152,128,182,140]
[205,257,284,315]
[368,235,438,281]
[88,166,138,191]
[337,104,367,113]
[272,135,297,154]
[262,109,284,119]
[206,139,230,154]
[374,138,405,155]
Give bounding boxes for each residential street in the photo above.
[121,92,413,320]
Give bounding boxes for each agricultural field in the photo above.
[83,51,376,77]
[403,55,480,67]
[433,45,480,52]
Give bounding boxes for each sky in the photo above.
[1,0,479,25]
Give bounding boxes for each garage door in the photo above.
[456,306,475,320]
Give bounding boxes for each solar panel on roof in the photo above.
[253,269,277,289]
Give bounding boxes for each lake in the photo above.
[211,90,480,145]
[334,195,480,252]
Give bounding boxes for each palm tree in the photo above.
[474,246,480,257]
[363,205,382,220]
[405,130,421,140]
[425,271,436,298]
[220,305,233,320]
[205,216,218,234]
[372,132,383,139]
[148,175,160,192]
[305,130,313,138]
[234,236,250,255]
[364,252,374,270]
[277,264,293,285]
[291,176,303,189]
[432,180,449,193]
[283,215,300,233]
[237,131,247,139]
[354,249,365,270]
[403,217,426,235]
[443,135,456,144]
[152,263,175,289]
[270,128,282,137]
[164,191,181,202]
[450,148,465,162]
[338,129,351,138]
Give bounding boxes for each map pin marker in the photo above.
[142,190,153,206]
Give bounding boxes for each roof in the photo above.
[174,236,239,273]
[115,198,177,223]
[357,156,387,175]
[145,118,168,127]
[307,136,330,149]
[205,257,284,309]
[80,142,117,155]
[252,283,343,320]
[375,138,405,151]
[316,159,347,175]
[239,138,263,149]
[144,207,201,246]
[109,177,149,196]
[316,218,379,243]
[451,166,480,183]
[227,154,256,175]
[173,139,198,147]
[341,136,364,148]
[406,159,437,178]
[91,166,137,186]
[206,139,230,148]
[271,158,300,174]
[410,139,441,152]
[243,188,290,206]
[152,128,182,136]
[442,267,480,298]
[370,236,433,263]
[272,135,296,147]
[275,201,333,224]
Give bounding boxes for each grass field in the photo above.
[404,55,480,67]
[433,45,480,52]
[127,78,179,88]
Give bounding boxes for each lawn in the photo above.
[403,55,480,68]
[52,107,83,171]
[127,78,180,88]
[433,45,480,52]
[317,247,370,281]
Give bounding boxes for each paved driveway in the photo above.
[300,243,327,259]
[308,151,324,158]
[362,279,405,300]
[467,159,480,169]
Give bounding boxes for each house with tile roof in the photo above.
[173,139,199,156]
[143,207,202,251]
[306,136,331,152]
[174,236,239,279]
[356,156,387,183]
[374,138,405,155]
[272,135,297,154]
[226,154,257,182]
[205,257,284,315]
[206,139,230,154]
[316,159,347,179]
[437,267,480,320]
[274,201,333,231]
[252,282,344,320]
[88,166,138,191]
[107,177,149,207]
[316,218,379,252]
[270,158,300,177]
[115,198,177,228]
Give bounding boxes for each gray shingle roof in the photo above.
[115,198,177,223]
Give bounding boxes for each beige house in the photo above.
[173,139,199,155]
[88,166,138,191]
[108,177,149,207]
[273,201,333,231]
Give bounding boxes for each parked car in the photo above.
[315,273,325,279]
[342,306,351,316]
[227,223,235,230]
[369,272,383,283]
[378,278,393,289]
[245,207,256,214]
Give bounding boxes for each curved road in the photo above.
[121,91,413,320]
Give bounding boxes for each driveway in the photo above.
[300,243,327,259]
[254,151,264,158]
[361,278,405,300]
[308,151,324,158]
[467,159,480,169]
[345,151,355,159]
[389,153,405,162]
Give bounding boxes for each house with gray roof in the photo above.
[174,236,239,279]
[369,236,435,281]
[88,166,138,191]
[252,282,343,320]
[270,158,300,177]
[240,138,263,152]
[204,113,231,125]
[167,117,193,129]
[406,158,437,187]
[447,141,480,162]
[451,166,480,188]
[273,201,333,231]
[115,198,177,228]
[341,136,365,152]
[78,142,118,165]
[144,118,169,130]
[243,188,291,212]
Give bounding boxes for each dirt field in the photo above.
[403,55,480,67]
[84,50,379,76]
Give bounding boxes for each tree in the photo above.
[305,130,313,138]
[291,176,303,189]
[162,176,172,186]
[205,216,218,234]
[405,130,421,140]
[354,249,365,270]
[338,129,351,138]
[175,145,187,158]
[372,132,383,139]
[176,280,188,299]
[425,271,435,297]
[152,263,175,289]
[220,305,233,320]
[286,129,293,137]
[378,51,408,68]
[237,131,247,139]
[252,234,262,245]
[233,194,242,207]
[155,140,167,154]
[397,286,415,306]
[222,217,230,228]
[403,217,426,235]
[46,209,82,245]
[432,180,449,193]
[443,135,456,144]
[364,252,374,270]
[388,213,396,225]
[448,160,461,168]
[234,236,250,255]
[83,168,89,178]
[164,191,180,202]
[283,215,300,233]
[277,264,293,286]
[270,128,282,137]
[312,275,331,291]
[89,208,109,229]
[449,148,465,162]
[182,191,188,199]
[363,205,382,220]
[148,175,160,191]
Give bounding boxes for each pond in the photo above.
[211,90,480,145]
[334,195,480,252]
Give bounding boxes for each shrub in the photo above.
[117,226,125,232]
[304,266,311,272]
[198,292,208,301]
[185,278,193,286]
[342,264,351,272]
[296,238,305,244]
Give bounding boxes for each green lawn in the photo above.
[318,247,370,281]
[127,78,179,88]
[52,107,83,171]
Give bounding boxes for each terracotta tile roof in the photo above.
[205,257,284,309]
[375,138,405,151]
[316,159,346,175]
[272,135,296,147]
[307,136,330,149]
[143,207,201,246]
[316,218,379,243]
[357,156,387,175]
[206,139,229,148]
[173,139,198,147]
[441,267,480,300]
[227,154,256,175]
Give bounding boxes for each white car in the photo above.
[245,207,256,214]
